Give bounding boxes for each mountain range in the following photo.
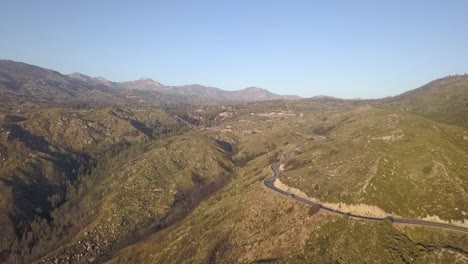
[0,60,299,107]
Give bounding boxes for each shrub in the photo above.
[422,165,432,174]
[308,205,320,216]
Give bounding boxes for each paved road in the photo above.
[264,161,468,234]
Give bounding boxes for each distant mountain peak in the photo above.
[135,77,154,82]
[135,77,162,86]
[94,76,109,82]
[118,77,164,90]
[69,72,87,77]
[69,72,93,82]
[68,72,114,87]
[241,86,268,92]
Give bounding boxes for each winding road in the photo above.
[264,160,468,234]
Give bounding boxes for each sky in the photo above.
[1,0,468,99]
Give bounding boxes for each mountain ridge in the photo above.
[69,74,301,102]
[0,59,300,104]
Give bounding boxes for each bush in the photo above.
[422,165,432,174]
[308,205,320,216]
[285,158,310,171]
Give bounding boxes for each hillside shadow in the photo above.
[3,124,50,153]
[129,120,153,139]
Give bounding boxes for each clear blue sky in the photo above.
[1,0,467,98]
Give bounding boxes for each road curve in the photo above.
[264,161,468,234]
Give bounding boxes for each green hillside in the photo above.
[107,78,468,263]
[108,150,468,264]
[282,107,468,220]
[1,70,467,263]
[34,134,233,263]
[0,106,187,261]
[383,74,468,127]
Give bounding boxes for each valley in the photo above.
[0,61,467,263]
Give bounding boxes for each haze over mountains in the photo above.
[88,74,300,102]
[0,60,299,106]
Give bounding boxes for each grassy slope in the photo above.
[108,149,468,264]
[108,152,313,264]
[291,217,468,264]
[37,134,233,263]
[281,107,468,221]
[2,75,467,262]
[384,74,468,128]
[0,106,185,260]
[109,93,468,263]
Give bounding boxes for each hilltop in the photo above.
[383,75,468,127]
